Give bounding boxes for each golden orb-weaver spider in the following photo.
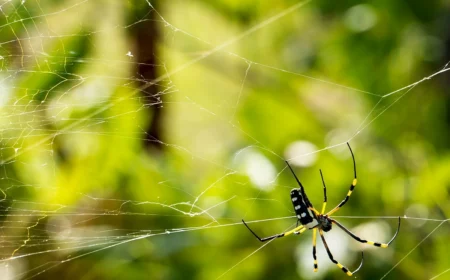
[242,142,401,276]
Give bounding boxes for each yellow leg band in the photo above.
[321,202,327,214]
[353,179,357,185]
[310,207,320,215]
[285,226,305,236]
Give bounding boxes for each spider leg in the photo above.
[312,228,318,272]
[319,169,327,214]
[242,219,306,242]
[327,142,357,216]
[319,229,364,276]
[331,217,401,248]
[285,160,314,209]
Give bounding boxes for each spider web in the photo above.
[0,0,449,279]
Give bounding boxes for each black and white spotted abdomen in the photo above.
[290,189,318,229]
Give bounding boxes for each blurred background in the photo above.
[0,0,449,279]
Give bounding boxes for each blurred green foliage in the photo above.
[0,0,449,279]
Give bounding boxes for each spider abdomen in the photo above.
[291,189,318,228]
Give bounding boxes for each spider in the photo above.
[242,142,401,276]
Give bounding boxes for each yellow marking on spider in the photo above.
[313,269,318,272]
[347,190,353,196]
[309,207,320,215]
[321,202,327,214]
[327,207,340,216]
[336,263,353,276]
[353,179,357,185]
[285,226,306,237]
[381,244,388,248]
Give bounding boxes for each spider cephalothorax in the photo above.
[242,142,401,277]
[317,214,332,232]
